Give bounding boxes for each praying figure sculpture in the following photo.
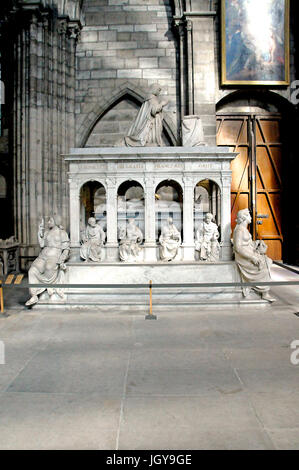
[233,208,275,302]
[80,217,106,262]
[25,217,70,306]
[195,213,220,262]
[159,217,181,261]
[124,84,169,147]
[119,218,143,262]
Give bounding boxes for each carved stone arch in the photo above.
[195,177,221,191]
[155,178,184,201]
[116,178,145,194]
[77,81,178,147]
[216,89,296,115]
[78,178,107,197]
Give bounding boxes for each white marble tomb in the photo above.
[30,146,270,307]
[65,146,237,263]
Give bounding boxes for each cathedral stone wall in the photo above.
[75,0,179,146]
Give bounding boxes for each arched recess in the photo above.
[77,82,178,147]
[155,179,183,241]
[79,180,106,233]
[117,180,145,238]
[194,179,221,237]
[216,90,296,261]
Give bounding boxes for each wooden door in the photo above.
[216,114,283,260]
[255,116,283,260]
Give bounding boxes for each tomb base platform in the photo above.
[36,262,269,309]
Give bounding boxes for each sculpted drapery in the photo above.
[125,84,168,147]
[26,217,70,306]
[233,209,275,302]
[195,213,220,262]
[159,217,181,261]
[80,217,106,262]
[119,218,143,262]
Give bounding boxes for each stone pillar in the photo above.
[144,176,157,262]
[105,177,118,261]
[69,179,80,250]
[188,11,217,146]
[221,175,233,261]
[11,6,82,268]
[173,18,188,121]
[186,19,194,115]
[182,176,195,261]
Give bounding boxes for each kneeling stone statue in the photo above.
[233,208,275,302]
[26,217,70,306]
[119,218,143,262]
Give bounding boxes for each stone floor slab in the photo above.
[118,396,274,450]
[0,392,120,450]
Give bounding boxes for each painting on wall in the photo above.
[221,0,290,85]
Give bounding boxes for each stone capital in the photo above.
[57,17,68,35]
[67,21,81,41]
[221,175,232,188]
[186,19,193,32]
[105,176,117,189]
[144,175,156,189]
[183,175,194,187]
[173,17,186,39]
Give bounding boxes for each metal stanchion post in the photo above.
[145,280,157,320]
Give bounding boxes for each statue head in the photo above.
[47,214,64,229]
[236,208,251,225]
[167,217,173,225]
[150,83,162,96]
[47,217,56,229]
[204,213,214,223]
[88,217,96,227]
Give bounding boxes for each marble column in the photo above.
[69,179,80,250]
[144,176,157,262]
[105,177,118,261]
[183,176,195,261]
[221,175,233,261]
[173,18,187,123]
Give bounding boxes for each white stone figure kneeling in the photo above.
[80,217,106,262]
[159,217,181,261]
[124,83,168,147]
[195,213,220,262]
[119,218,143,262]
[233,208,275,302]
[25,217,70,306]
